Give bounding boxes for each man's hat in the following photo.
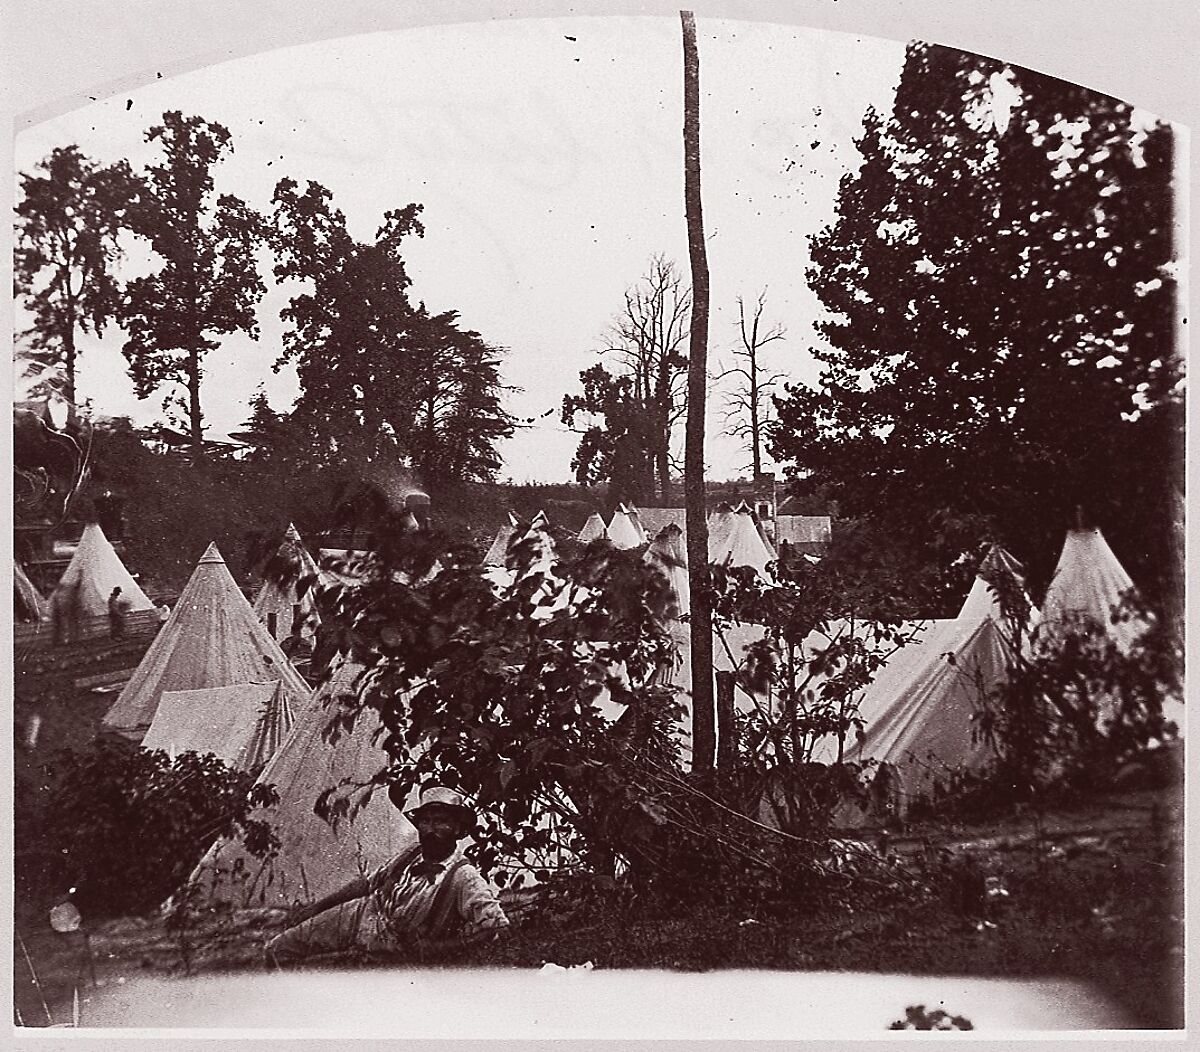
[405,785,474,828]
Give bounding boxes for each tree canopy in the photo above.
[771,43,1183,606]
[15,145,142,404]
[271,177,514,488]
[121,112,267,460]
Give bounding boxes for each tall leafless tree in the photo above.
[604,254,691,503]
[681,10,715,778]
[718,290,786,478]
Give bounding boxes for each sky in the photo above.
[13,16,905,483]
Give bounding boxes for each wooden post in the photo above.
[715,670,736,781]
[681,10,715,777]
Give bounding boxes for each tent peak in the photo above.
[199,542,225,565]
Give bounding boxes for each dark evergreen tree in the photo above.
[771,43,1182,605]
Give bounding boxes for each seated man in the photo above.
[265,786,509,967]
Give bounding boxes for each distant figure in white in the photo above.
[265,786,509,966]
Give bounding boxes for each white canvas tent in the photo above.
[483,513,519,567]
[715,507,776,576]
[184,661,417,908]
[1040,527,1148,653]
[14,562,48,621]
[706,503,737,562]
[102,543,311,741]
[807,545,1033,799]
[253,523,322,645]
[606,504,644,550]
[50,522,154,618]
[644,523,689,619]
[577,512,606,543]
[141,681,294,771]
[627,506,648,545]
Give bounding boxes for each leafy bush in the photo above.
[40,738,279,918]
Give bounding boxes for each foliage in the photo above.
[15,145,143,403]
[39,738,279,918]
[562,363,658,505]
[771,42,1183,604]
[271,177,515,486]
[977,590,1183,795]
[121,111,267,457]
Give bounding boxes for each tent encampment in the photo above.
[50,522,154,618]
[101,543,311,741]
[644,522,689,619]
[253,523,322,645]
[14,562,48,622]
[141,681,294,771]
[183,660,416,908]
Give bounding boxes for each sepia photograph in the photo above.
[6,0,1190,1041]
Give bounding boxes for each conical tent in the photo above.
[51,522,154,618]
[716,508,776,576]
[183,661,417,908]
[706,503,736,562]
[1040,527,1147,652]
[253,524,322,644]
[141,681,294,771]
[102,543,311,741]
[626,506,648,545]
[644,523,689,619]
[606,505,643,550]
[14,562,48,622]
[814,545,1032,798]
[577,512,606,543]
[483,513,519,567]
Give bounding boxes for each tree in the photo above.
[605,255,691,502]
[15,146,142,404]
[681,10,716,777]
[561,363,657,505]
[121,112,267,461]
[272,178,514,486]
[771,44,1183,604]
[718,290,786,478]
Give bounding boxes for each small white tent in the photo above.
[183,661,416,908]
[141,681,294,771]
[606,505,644,550]
[644,522,690,619]
[577,512,607,543]
[706,503,737,562]
[626,506,648,545]
[483,513,519,567]
[253,524,322,645]
[716,507,776,577]
[1040,527,1147,652]
[50,522,154,618]
[102,543,311,741]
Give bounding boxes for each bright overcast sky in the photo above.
[14,16,905,483]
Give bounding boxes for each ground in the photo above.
[12,639,1185,1031]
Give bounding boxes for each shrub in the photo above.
[39,738,278,918]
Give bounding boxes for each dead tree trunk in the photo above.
[681,10,715,777]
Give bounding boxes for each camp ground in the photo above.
[10,19,1183,1030]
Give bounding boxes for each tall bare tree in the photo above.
[718,290,786,478]
[604,255,691,502]
[681,10,715,777]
